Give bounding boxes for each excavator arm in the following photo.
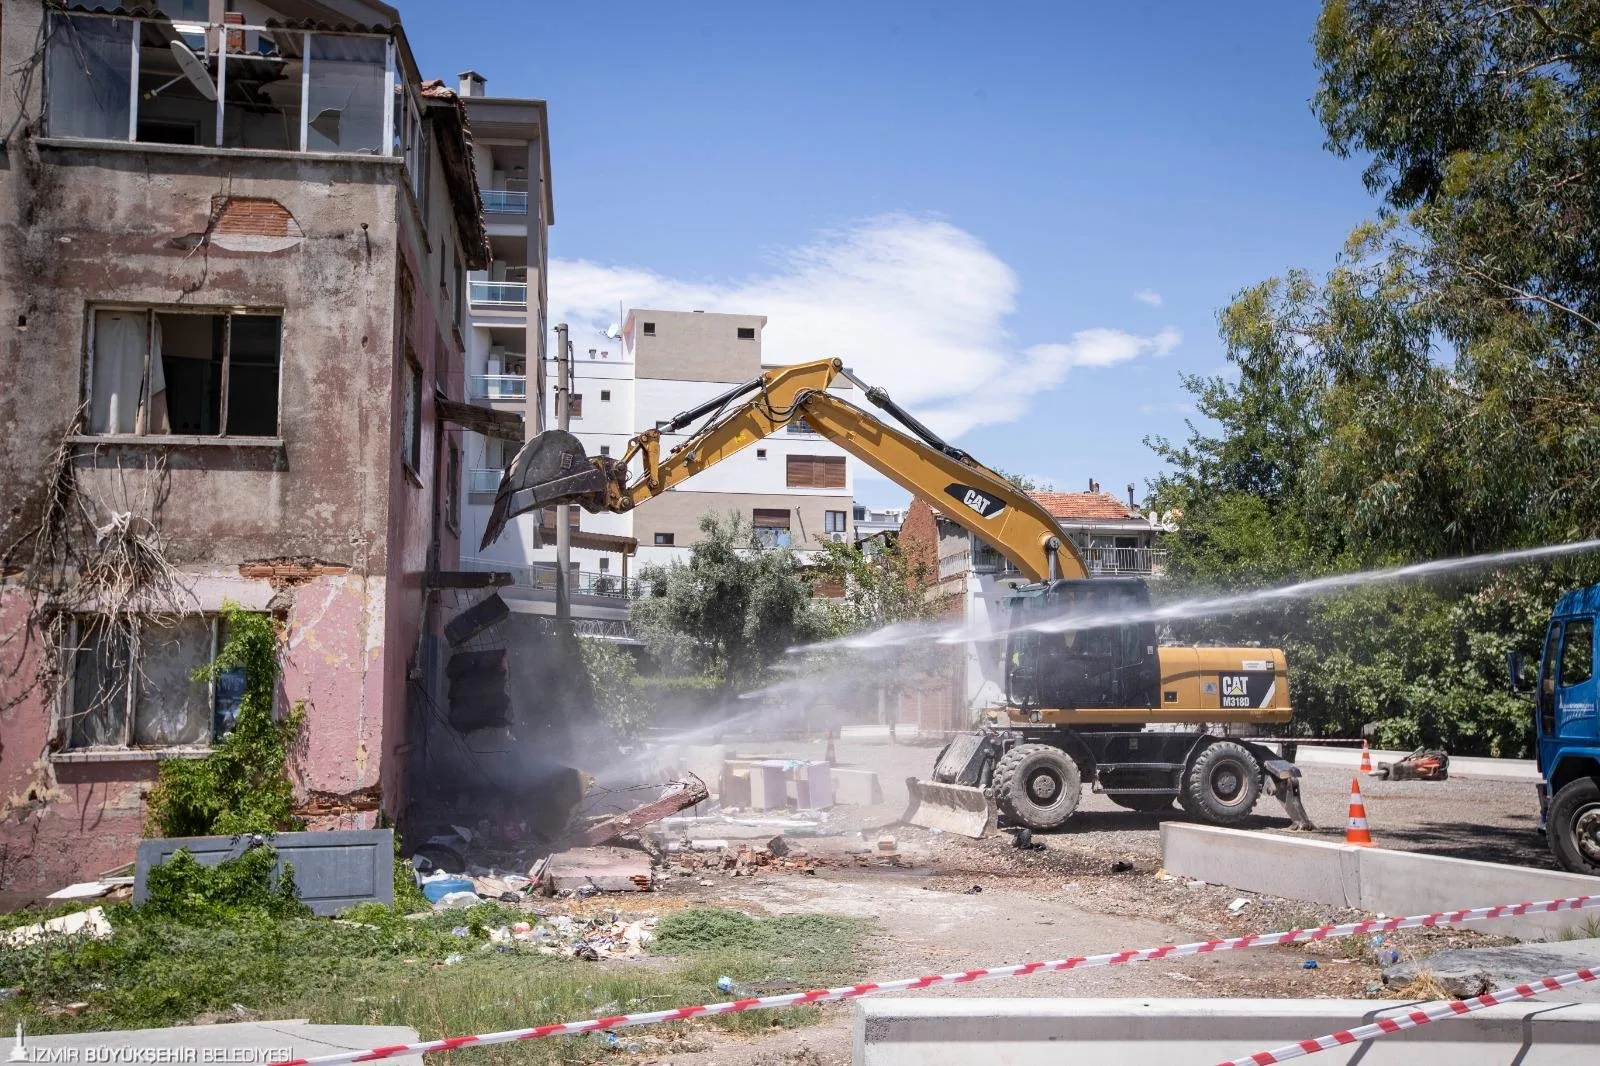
[482,357,1087,582]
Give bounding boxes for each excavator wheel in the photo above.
[992,743,1081,830]
[1108,794,1174,813]
[1179,741,1262,825]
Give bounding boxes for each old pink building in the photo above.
[0,0,526,893]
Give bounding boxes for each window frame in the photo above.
[1559,618,1594,688]
[57,612,248,753]
[642,322,656,337]
[737,326,756,340]
[600,390,611,402]
[45,12,398,157]
[824,509,847,533]
[653,532,674,546]
[444,437,461,533]
[786,453,846,489]
[402,354,423,477]
[82,304,284,440]
[569,393,584,419]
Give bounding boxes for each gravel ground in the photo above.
[719,734,1554,871]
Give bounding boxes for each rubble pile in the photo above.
[475,912,661,960]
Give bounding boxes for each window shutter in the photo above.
[752,508,791,529]
[787,454,844,489]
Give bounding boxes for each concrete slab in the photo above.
[542,846,653,893]
[1159,823,1362,908]
[8,1020,423,1065]
[1384,938,1600,1000]
[831,768,884,806]
[855,997,1600,1065]
[1162,824,1600,939]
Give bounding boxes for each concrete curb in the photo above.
[854,997,1600,1065]
[1162,823,1600,940]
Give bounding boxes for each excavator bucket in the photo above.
[480,429,609,550]
[900,776,996,838]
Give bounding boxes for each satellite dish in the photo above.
[169,41,218,101]
[604,323,621,340]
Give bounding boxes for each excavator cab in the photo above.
[1004,579,1160,712]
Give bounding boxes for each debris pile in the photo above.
[474,913,660,960]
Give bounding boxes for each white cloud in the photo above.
[1133,289,1163,306]
[550,215,1181,437]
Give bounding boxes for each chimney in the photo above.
[1089,478,1100,494]
[1127,483,1136,509]
[457,70,486,97]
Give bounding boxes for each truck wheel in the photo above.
[1180,741,1262,824]
[992,743,1081,830]
[1547,778,1600,876]
[1108,794,1174,812]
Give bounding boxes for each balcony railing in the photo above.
[468,374,527,401]
[938,550,971,580]
[469,281,528,309]
[467,468,503,494]
[482,189,529,214]
[1083,546,1169,576]
[460,557,637,598]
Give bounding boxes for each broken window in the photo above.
[47,12,395,156]
[45,14,135,140]
[402,357,422,473]
[87,308,281,437]
[445,439,461,532]
[753,508,793,549]
[64,614,246,750]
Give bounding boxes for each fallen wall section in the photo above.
[1161,823,1599,940]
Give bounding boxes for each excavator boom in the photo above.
[483,357,1084,584]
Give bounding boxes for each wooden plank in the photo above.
[427,569,512,589]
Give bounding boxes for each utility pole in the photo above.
[553,322,572,623]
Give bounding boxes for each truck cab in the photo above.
[1515,584,1600,876]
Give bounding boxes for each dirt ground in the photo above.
[623,735,1547,1065]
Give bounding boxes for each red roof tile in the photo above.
[1030,491,1142,521]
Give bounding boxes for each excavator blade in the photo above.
[480,429,608,550]
[900,776,995,838]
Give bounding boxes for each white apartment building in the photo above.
[451,72,555,570]
[525,308,858,583]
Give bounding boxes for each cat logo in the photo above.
[943,482,1007,519]
[1221,676,1248,697]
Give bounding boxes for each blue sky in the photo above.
[400,1,1376,508]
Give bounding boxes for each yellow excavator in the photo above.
[482,357,1313,835]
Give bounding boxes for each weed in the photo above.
[144,604,304,837]
[0,904,873,1066]
[0,900,93,933]
[1556,913,1600,941]
[139,845,308,923]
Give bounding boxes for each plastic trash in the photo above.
[432,890,479,910]
[1302,959,1319,970]
[717,976,753,996]
[421,877,475,902]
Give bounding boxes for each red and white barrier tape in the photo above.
[1216,966,1599,1065]
[267,893,1599,1066]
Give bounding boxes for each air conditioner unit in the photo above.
[827,532,847,543]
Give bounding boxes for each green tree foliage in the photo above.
[631,512,830,690]
[810,537,946,634]
[145,605,305,837]
[1149,1,1600,755]
[577,637,650,739]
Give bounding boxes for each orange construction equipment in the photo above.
[1345,776,1374,846]
[1360,740,1373,775]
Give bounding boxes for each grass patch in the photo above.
[1556,913,1600,942]
[0,904,872,1065]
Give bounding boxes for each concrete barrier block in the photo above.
[1160,823,1361,907]
[1358,847,1600,940]
[855,997,1600,1066]
[832,768,884,806]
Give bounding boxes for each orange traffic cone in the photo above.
[1345,776,1374,847]
[1359,740,1373,775]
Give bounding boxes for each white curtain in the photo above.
[91,311,166,434]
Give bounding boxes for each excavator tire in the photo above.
[1179,741,1262,825]
[1107,794,1174,812]
[992,743,1081,830]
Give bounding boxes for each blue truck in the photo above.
[1511,584,1600,876]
